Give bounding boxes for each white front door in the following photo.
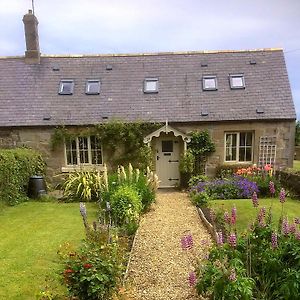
[156,136,180,187]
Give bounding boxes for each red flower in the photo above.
[64,269,74,275]
[83,263,93,269]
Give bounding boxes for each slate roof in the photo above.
[0,48,296,127]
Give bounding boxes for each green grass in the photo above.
[0,201,98,299]
[211,197,300,233]
[293,160,300,171]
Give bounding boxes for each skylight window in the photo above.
[203,76,217,91]
[229,74,245,89]
[144,78,159,93]
[59,80,74,95]
[86,80,100,95]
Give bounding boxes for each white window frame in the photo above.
[63,136,103,171]
[202,75,218,91]
[224,132,253,163]
[144,78,159,93]
[59,79,74,95]
[229,74,245,89]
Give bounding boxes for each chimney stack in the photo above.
[23,10,40,64]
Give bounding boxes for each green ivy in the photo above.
[188,130,215,156]
[51,121,161,169]
[0,148,45,205]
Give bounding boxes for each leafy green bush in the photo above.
[188,174,209,188]
[190,191,211,207]
[110,185,142,226]
[62,171,102,202]
[0,148,45,205]
[60,241,121,300]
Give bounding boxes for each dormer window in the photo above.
[144,78,159,93]
[86,80,100,95]
[59,80,74,95]
[229,74,245,89]
[203,76,217,91]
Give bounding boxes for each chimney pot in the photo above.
[23,11,40,64]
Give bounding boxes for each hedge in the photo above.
[0,148,45,205]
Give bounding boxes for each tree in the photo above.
[295,121,300,146]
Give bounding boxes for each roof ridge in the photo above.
[0,48,283,59]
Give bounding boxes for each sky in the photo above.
[1,0,300,119]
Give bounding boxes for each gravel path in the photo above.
[125,190,211,300]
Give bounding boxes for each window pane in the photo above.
[86,81,100,94]
[204,78,216,89]
[245,147,252,161]
[78,137,89,164]
[231,77,244,87]
[66,138,77,165]
[225,134,237,161]
[90,136,102,164]
[162,140,173,152]
[145,80,158,92]
[246,133,252,146]
[59,80,74,94]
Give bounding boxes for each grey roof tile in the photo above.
[0,49,296,127]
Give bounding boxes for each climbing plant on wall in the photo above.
[51,121,161,169]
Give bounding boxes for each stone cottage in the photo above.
[0,10,296,187]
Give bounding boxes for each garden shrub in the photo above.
[191,176,258,200]
[60,241,121,300]
[0,148,45,205]
[110,185,142,226]
[196,192,300,300]
[277,169,300,198]
[62,171,102,202]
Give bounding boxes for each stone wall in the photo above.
[175,119,295,177]
[0,119,295,184]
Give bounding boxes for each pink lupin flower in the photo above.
[188,271,197,287]
[210,209,216,223]
[282,218,289,235]
[258,207,266,227]
[231,206,237,225]
[181,236,189,250]
[252,192,259,208]
[228,233,237,248]
[216,231,224,246]
[271,232,278,249]
[228,269,237,281]
[294,217,300,225]
[181,233,193,250]
[289,223,296,233]
[295,231,300,240]
[279,188,286,203]
[224,211,230,224]
[269,181,275,196]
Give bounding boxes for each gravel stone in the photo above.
[125,191,211,300]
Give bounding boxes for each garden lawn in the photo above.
[211,198,300,233]
[0,201,98,300]
[293,160,300,171]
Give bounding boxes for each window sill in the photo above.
[61,164,104,173]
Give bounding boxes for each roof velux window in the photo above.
[59,80,74,95]
[144,78,159,93]
[86,80,100,95]
[229,74,245,89]
[203,76,217,91]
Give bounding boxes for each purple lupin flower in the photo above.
[279,188,286,203]
[282,218,289,235]
[210,209,216,223]
[224,211,230,224]
[252,192,259,208]
[186,234,194,249]
[228,233,237,248]
[216,231,224,246]
[289,223,296,233]
[269,181,275,196]
[188,271,197,287]
[295,217,300,225]
[271,232,278,249]
[295,231,300,240]
[231,206,237,225]
[257,207,266,226]
[228,269,237,281]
